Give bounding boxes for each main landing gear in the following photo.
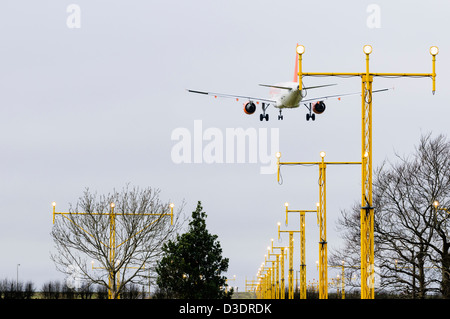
[259,103,285,121]
[305,103,316,121]
[259,103,270,121]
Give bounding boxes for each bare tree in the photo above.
[416,134,450,298]
[50,185,185,299]
[0,279,35,299]
[331,133,450,298]
[78,282,94,299]
[41,280,62,299]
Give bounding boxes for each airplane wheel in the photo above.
[265,114,269,121]
[260,114,263,121]
[306,114,310,121]
[312,114,315,121]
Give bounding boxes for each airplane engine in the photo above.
[312,101,326,114]
[243,101,256,115]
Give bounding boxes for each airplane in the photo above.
[188,47,389,121]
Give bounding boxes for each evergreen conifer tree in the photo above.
[156,201,232,299]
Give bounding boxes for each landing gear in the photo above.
[278,109,284,120]
[305,103,316,121]
[259,102,270,121]
[306,113,315,121]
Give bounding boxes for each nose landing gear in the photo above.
[278,109,284,120]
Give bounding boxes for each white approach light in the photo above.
[430,46,439,56]
[296,45,305,55]
[363,45,373,55]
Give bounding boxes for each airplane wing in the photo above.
[302,88,391,103]
[187,89,276,104]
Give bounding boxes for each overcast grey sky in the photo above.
[1,0,449,292]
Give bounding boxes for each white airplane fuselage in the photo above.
[269,82,303,109]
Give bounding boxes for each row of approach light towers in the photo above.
[255,44,438,299]
[255,201,318,299]
[254,197,355,299]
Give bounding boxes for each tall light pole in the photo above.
[16,264,20,289]
[256,262,272,299]
[271,239,288,299]
[277,151,360,298]
[329,260,348,299]
[267,246,280,299]
[263,255,276,299]
[52,201,174,299]
[284,202,317,299]
[296,44,438,299]
[109,202,116,298]
[245,277,259,294]
[277,222,299,299]
[225,275,236,293]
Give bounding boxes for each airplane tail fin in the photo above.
[293,43,299,83]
